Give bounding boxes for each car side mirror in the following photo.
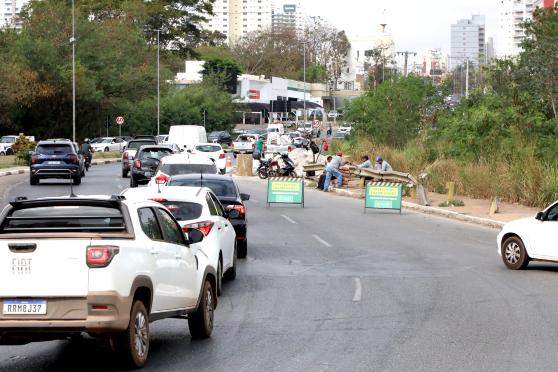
[536,211,544,221]
[186,229,204,245]
[228,210,240,219]
[240,193,250,201]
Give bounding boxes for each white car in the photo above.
[497,201,558,270]
[338,123,353,134]
[123,186,238,295]
[328,110,341,119]
[191,143,227,173]
[149,153,219,185]
[91,137,127,152]
[0,195,218,368]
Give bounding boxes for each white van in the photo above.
[168,125,207,151]
[267,123,285,135]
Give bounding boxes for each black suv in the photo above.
[30,140,83,185]
[168,174,250,258]
[130,145,174,187]
[208,131,232,146]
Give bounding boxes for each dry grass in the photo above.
[0,156,18,169]
[92,151,122,159]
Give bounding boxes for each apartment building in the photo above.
[450,15,486,69]
[1,0,29,29]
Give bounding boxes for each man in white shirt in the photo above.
[375,156,392,172]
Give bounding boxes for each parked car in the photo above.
[208,131,232,146]
[498,200,558,270]
[123,186,238,294]
[121,139,158,178]
[149,153,219,185]
[192,143,227,174]
[328,110,341,119]
[337,123,353,134]
[30,139,83,185]
[0,135,35,156]
[0,195,217,368]
[90,137,126,152]
[332,131,347,140]
[130,145,175,188]
[246,128,267,136]
[168,174,250,258]
[156,135,168,144]
[133,135,158,141]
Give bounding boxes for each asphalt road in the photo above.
[1,164,558,371]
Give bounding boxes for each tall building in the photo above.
[498,0,556,57]
[271,0,306,33]
[1,0,30,29]
[204,0,272,44]
[450,15,486,69]
[421,49,449,84]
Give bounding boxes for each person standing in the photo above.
[324,151,344,192]
[254,136,264,158]
[375,156,392,172]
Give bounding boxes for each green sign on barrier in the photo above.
[365,181,402,213]
[267,177,304,207]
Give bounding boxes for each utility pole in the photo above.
[71,0,76,142]
[303,41,307,124]
[465,58,469,98]
[396,51,417,77]
[156,29,160,137]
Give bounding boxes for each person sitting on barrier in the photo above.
[317,156,334,190]
[324,151,344,192]
[375,156,392,172]
[356,155,373,169]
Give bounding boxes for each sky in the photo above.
[303,0,500,57]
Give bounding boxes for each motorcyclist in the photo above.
[80,138,93,165]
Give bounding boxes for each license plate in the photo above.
[3,300,47,315]
[47,161,61,165]
[144,172,152,177]
[240,150,246,153]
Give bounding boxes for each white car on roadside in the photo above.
[497,200,558,270]
[91,137,127,152]
[0,195,218,368]
[149,153,219,185]
[123,186,238,295]
[338,123,353,134]
[191,143,227,174]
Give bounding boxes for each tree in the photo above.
[326,30,350,91]
[201,58,244,93]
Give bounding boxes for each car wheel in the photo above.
[188,279,214,339]
[288,170,297,177]
[225,243,237,281]
[237,239,247,259]
[217,257,223,296]
[73,175,82,185]
[104,147,109,152]
[6,148,13,156]
[220,168,226,175]
[130,177,138,188]
[30,175,39,185]
[122,168,128,178]
[114,300,149,369]
[502,236,530,270]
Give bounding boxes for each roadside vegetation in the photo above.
[336,6,558,208]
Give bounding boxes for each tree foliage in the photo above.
[201,58,244,93]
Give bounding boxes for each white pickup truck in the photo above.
[264,134,292,155]
[0,135,35,156]
[0,195,218,368]
[231,134,258,156]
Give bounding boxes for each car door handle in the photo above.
[150,247,159,256]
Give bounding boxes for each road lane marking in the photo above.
[312,234,332,247]
[353,278,362,302]
[281,214,297,224]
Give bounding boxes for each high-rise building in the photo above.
[1,0,30,29]
[271,0,306,33]
[204,0,272,44]
[450,15,486,69]
[498,0,556,57]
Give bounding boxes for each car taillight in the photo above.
[219,153,226,159]
[252,143,256,150]
[86,246,119,268]
[226,204,246,217]
[182,221,214,237]
[123,151,128,160]
[133,159,141,169]
[263,145,267,152]
[69,154,79,164]
[31,154,38,165]
[288,146,292,152]
[155,174,169,185]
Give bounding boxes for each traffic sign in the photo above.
[267,177,304,208]
[312,120,320,128]
[365,181,402,213]
[115,115,125,126]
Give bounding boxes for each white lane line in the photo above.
[312,234,332,248]
[352,278,362,302]
[281,214,297,224]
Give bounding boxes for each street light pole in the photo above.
[303,41,307,125]
[71,0,76,142]
[157,29,160,137]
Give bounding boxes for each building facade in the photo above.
[450,15,486,69]
[204,0,272,44]
[1,0,29,29]
[271,0,305,33]
[498,0,556,57]
[420,49,449,84]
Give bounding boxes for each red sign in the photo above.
[115,115,125,126]
[247,90,260,100]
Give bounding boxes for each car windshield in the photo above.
[169,179,237,198]
[1,205,125,233]
[160,201,203,221]
[139,149,173,160]
[159,164,218,176]
[0,136,15,143]
[128,141,157,150]
[195,145,221,152]
[100,138,112,143]
[36,144,73,155]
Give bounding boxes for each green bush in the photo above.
[12,135,36,166]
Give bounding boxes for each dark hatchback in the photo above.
[130,145,174,187]
[168,174,250,258]
[208,131,232,146]
[30,140,83,185]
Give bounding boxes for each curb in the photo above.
[302,179,504,229]
[0,169,28,177]
[0,159,122,179]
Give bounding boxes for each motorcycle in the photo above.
[257,153,297,179]
[83,152,92,171]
